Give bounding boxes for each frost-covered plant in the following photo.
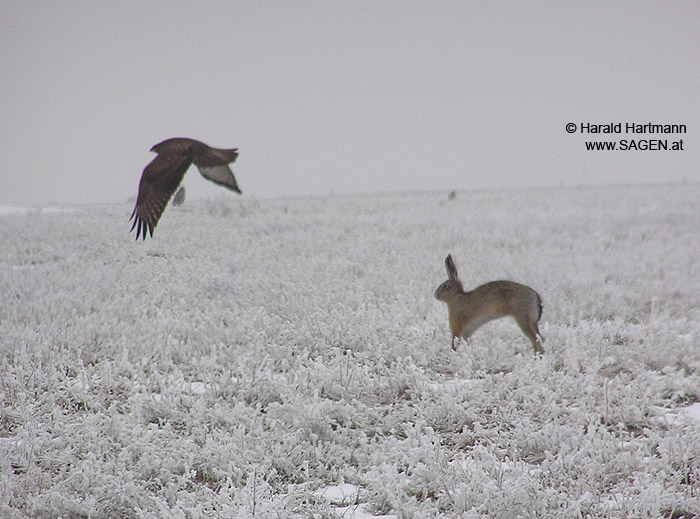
[0,185,699,518]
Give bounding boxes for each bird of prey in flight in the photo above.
[130,138,241,239]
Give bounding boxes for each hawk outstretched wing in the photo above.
[130,138,241,239]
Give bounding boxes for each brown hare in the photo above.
[434,254,544,354]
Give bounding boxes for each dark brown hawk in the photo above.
[130,138,241,239]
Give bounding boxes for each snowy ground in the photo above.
[1,184,699,518]
[0,206,80,216]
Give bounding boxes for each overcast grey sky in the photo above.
[1,1,698,206]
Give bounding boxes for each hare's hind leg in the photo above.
[532,329,545,355]
[515,317,545,355]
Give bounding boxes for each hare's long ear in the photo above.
[445,254,459,282]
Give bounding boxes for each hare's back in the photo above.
[470,281,540,310]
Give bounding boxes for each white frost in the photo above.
[681,402,700,422]
[315,483,359,506]
[314,484,398,519]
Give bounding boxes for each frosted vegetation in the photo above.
[1,184,699,518]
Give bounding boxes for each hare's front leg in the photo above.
[451,334,474,351]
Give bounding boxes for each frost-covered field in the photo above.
[1,184,699,519]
